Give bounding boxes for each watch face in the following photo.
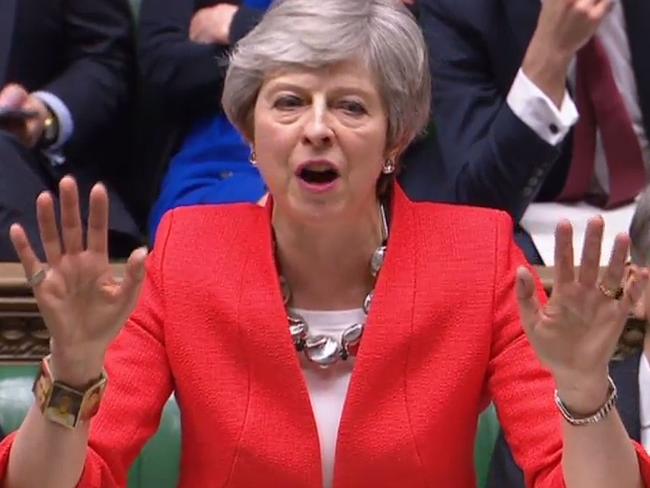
[46,384,82,428]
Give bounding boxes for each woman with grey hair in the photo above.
[1,1,650,487]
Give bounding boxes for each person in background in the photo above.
[418,0,650,263]
[2,1,650,487]
[0,0,143,260]
[488,184,650,486]
[137,0,269,241]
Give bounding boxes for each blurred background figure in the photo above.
[0,0,143,260]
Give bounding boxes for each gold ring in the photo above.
[27,267,48,288]
[598,282,624,300]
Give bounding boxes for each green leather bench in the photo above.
[0,364,499,487]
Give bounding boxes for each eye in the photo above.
[337,100,367,116]
[273,95,304,110]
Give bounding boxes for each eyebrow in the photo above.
[264,81,375,100]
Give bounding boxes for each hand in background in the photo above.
[516,217,648,415]
[10,176,148,387]
[189,3,239,45]
[523,0,614,106]
[0,84,49,148]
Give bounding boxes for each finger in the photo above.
[189,17,200,41]
[578,216,603,286]
[36,191,62,265]
[59,175,84,254]
[590,0,614,20]
[619,267,648,316]
[116,247,149,311]
[554,220,575,285]
[601,233,630,292]
[9,223,43,279]
[516,266,542,337]
[0,84,28,108]
[87,183,109,256]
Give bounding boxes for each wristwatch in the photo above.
[33,354,108,429]
[39,109,59,148]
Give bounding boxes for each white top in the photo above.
[510,1,649,265]
[639,353,650,453]
[290,307,365,488]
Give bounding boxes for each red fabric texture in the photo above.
[0,186,648,487]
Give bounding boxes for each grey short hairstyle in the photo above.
[222,0,431,152]
[629,186,650,265]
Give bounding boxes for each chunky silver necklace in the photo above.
[278,205,389,368]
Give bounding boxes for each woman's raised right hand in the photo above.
[10,176,148,386]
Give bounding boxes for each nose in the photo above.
[301,101,334,148]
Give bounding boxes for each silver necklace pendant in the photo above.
[363,291,374,314]
[288,314,308,350]
[304,335,342,367]
[370,246,386,277]
[281,203,388,368]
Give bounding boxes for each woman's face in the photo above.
[252,60,390,223]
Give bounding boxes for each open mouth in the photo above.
[297,162,340,185]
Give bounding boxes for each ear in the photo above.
[384,133,411,162]
[626,265,647,320]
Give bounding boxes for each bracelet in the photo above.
[554,375,617,426]
[33,354,108,429]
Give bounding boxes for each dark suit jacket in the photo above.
[488,351,644,487]
[417,0,650,225]
[0,0,142,252]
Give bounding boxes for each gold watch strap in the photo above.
[33,354,108,429]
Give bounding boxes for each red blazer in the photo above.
[1,187,649,487]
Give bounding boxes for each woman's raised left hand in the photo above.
[516,217,648,414]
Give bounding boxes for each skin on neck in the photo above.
[272,195,384,311]
[644,326,650,361]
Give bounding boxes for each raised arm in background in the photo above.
[418,0,611,221]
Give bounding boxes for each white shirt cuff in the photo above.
[32,91,74,152]
[506,68,578,146]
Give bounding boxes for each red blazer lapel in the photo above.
[227,207,322,487]
[334,187,429,487]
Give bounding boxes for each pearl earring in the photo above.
[382,158,395,174]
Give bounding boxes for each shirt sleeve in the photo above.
[506,68,578,146]
[32,90,75,165]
